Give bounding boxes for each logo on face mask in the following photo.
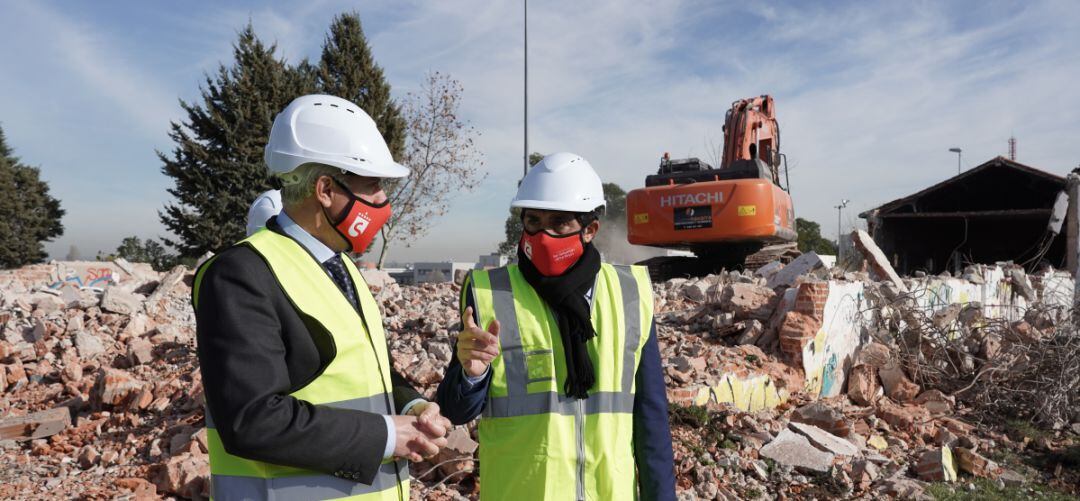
[348,213,372,237]
[522,239,533,259]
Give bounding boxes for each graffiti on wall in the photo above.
[691,373,788,412]
[48,266,116,290]
[802,282,873,398]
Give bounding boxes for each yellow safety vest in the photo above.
[193,229,409,501]
[467,263,654,501]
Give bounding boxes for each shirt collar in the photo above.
[276,210,338,263]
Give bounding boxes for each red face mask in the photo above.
[520,227,585,276]
[326,178,391,254]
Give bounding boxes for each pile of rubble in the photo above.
[0,261,204,499]
[0,244,1077,499]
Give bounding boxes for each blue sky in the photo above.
[1,0,1078,262]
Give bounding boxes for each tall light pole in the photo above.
[949,147,962,175]
[522,0,529,179]
[835,199,850,261]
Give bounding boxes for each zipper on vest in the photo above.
[575,397,586,501]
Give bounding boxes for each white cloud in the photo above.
[5,0,1079,261]
[9,2,178,136]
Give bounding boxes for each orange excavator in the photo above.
[626,95,797,278]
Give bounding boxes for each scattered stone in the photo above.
[92,368,146,408]
[954,447,999,478]
[683,279,709,302]
[759,428,836,473]
[100,287,143,316]
[914,389,954,415]
[850,458,879,491]
[874,476,930,500]
[852,230,908,293]
[915,446,957,482]
[114,477,157,497]
[998,468,1026,487]
[767,252,826,289]
[847,364,880,406]
[0,407,71,441]
[78,445,100,469]
[720,283,778,321]
[73,331,106,359]
[143,265,188,315]
[878,362,920,402]
[151,452,210,499]
[788,421,858,456]
[126,337,155,366]
[875,401,931,433]
[792,402,850,437]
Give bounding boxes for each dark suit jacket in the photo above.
[194,222,422,484]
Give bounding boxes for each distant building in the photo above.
[860,157,1069,275]
[413,262,475,283]
[381,266,414,286]
[476,253,508,269]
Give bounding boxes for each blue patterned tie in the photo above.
[324,255,359,311]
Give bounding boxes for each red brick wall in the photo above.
[779,281,828,365]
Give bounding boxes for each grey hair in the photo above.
[279,163,350,208]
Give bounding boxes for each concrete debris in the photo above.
[791,402,850,437]
[914,389,954,415]
[878,362,921,403]
[99,287,143,316]
[73,331,106,360]
[719,283,777,321]
[852,229,908,293]
[846,364,880,406]
[1009,268,1036,301]
[954,446,1000,478]
[0,407,71,441]
[788,421,859,456]
[767,251,827,289]
[0,256,1075,500]
[152,452,209,499]
[915,446,957,482]
[873,475,931,500]
[144,265,188,315]
[759,428,836,474]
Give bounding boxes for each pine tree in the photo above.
[159,24,315,257]
[316,12,406,158]
[0,125,65,268]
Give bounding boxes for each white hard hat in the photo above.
[265,94,409,182]
[511,152,605,213]
[246,189,282,236]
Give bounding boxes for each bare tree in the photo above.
[376,72,485,268]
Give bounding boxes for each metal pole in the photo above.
[837,206,842,261]
[523,0,528,179]
[949,147,962,176]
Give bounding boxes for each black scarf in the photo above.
[517,242,602,399]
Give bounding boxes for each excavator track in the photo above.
[638,242,800,282]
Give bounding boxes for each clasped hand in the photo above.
[392,402,452,462]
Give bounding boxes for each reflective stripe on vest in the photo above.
[193,229,409,501]
[471,264,654,501]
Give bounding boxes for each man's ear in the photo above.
[582,219,600,243]
[314,176,335,208]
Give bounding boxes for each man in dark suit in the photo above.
[194,94,450,501]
